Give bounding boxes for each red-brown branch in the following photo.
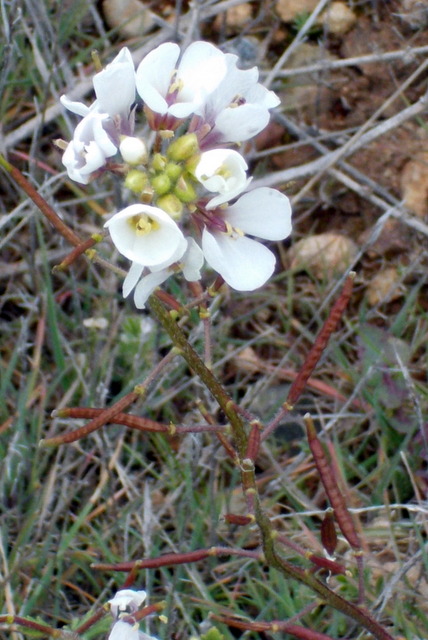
[91,547,263,571]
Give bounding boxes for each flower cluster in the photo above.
[61,42,292,307]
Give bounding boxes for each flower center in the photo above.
[129,214,160,236]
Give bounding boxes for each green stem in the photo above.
[148,295,247,457]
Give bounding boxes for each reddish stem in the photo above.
[212,615,338,640]
[91,547,262,571]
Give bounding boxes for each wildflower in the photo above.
[194,52,280,146]
[124,238,204,309]
[108,621,158,640]
[194,149,251,208]
[61,47,136,123]
[108,589,147,619]
[61,48,136,182]
[104,204,186,267]
[135,41,227,120]
[199,187,292,290]
[61,112,118,184]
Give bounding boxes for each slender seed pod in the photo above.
[305,415,361,551]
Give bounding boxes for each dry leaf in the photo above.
[321,2,357,35]
[213,3,253,33]
[276,0,318,23]
[366,267,403,306]
[401,152,428,218]
[102,0,155,38]
[288,232,358,279]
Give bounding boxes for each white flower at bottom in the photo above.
[105,204,185,267]
[108,621,159,640]
[194,149,251,209]
[201,187,292,290]
[124,238,204,309]
[108,589,147,619]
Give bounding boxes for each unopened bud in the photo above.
[151,153,167,172]
[151,173,172,196]
[167,133,199,162]
[174,175,197,203]
[119,136,148,165]
[165,162,182,182]
[124,169,148,194]
[156,194,183,219]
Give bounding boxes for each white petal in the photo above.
[80,140,106,174]
[123,262,145,298]
[195,149,249,206]
[104,204,184,266]
[181,238,204,281]
[108,589,147,619]
[202,229,276,290]
[136,43,180,114]
[206,177,252,209]
[149,235,187,271]
[176,41,227,113]
[93,47,135,117]
[62,142,89,184]
[214,104,270,143]
[109,621,140,640]
[133,270,170,309]
[224,188,292,240]
[60,94,90,117]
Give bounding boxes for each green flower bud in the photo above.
[156,194,183,219]
[167,133,199,162]
[174,175,197,203]
[124,169,148,194]
[151,153,167,172]
[165,162,182,182]
[185,154,201,176]
[151,173,172,196]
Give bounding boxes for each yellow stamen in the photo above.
[129,214,160,236]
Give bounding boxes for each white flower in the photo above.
[201,187,292,290]
[92,48,136,119]
[61,48,135,122]
[104,204,185,267]
[108,589,147,619]
[194,149,251,208]
[108,621,158,640]
[109,621,141,640]
[135,42,227,119]
[125,238,204,309]
[60,48,136,182]
[198,53,280,145]
[62,112,117,184]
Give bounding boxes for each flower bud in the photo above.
[156,194,183,219]
[174,175,197,203]
[167,133,199,161]
[151,153,167,172]
[165,162,182,182]
[124,169,148,194]
[119,136,148,165]
[151,173,172,196]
